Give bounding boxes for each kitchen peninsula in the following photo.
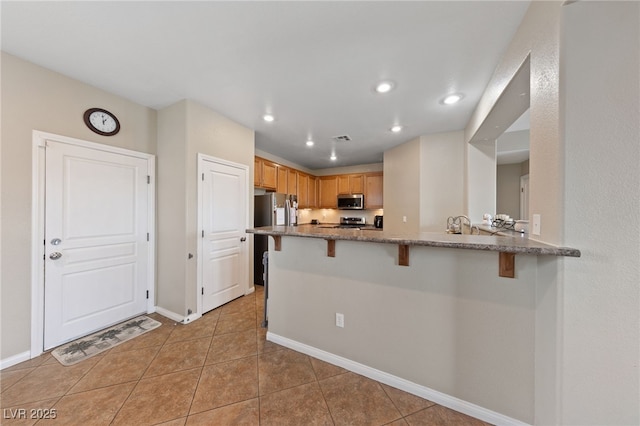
[247,225,580,425]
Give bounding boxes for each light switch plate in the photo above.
[532,214,541,235]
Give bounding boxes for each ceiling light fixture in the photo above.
[330,154,337,161]
[263,114,275,122]
[375,81,395,94]
[442,93,464,105]
[390,125,403,133]
[306,140,314,147]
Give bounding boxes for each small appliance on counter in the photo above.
[374,215,383,229]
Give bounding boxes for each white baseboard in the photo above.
[1,351,31,370]
[267,332,530,426]
[154,306,202,324]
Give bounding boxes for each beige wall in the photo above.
[561,2,639,424]
[419,131,465,231]
[383,137,421,233]
[0,52,157,359]
[184,100,255,311]
[467,1,639,423]
[467,1,563,246]
[156,101,188,315]
[269,236,536,423]
[496,163,522,219]
[156,100,255,318]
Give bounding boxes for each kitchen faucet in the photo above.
[446,215,480,235]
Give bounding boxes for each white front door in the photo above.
[199,156,248,314]
[44,140,150,349]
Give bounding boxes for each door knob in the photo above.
[240,237,247,242]
[49,252,62,260]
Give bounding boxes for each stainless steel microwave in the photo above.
[337,193,364,209]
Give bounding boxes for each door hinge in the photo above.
[201,287,204,295]
[147,175,151,184]
[147,233,150,241]
[202,230,204,238]
[146,290,149,299]
[202,173,204,181]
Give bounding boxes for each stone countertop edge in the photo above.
[247,225,581,258]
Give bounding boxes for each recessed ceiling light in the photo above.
[390,125,403,133]
[330,154,337,161]
[375,81,395,94]
[263,114,275,122]
[306,140,314,147]
[442,93,464,105]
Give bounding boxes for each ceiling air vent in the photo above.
[332,135,352,142]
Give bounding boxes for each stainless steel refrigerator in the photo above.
[254,193,297,285]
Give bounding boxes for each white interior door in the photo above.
[44,140,149,349]
[200,156,248,314]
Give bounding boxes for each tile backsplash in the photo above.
[298,208,383,225]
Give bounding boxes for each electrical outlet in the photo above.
[335,313,344,328]
[532,214,541,235]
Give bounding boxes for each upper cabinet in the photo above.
[337,174,364,194]
[277,165,288,193]
[288,169,297,196]
[255,157,277,190]
[254,156,381,209]
[319,176,338,208]
[365,172,383,209]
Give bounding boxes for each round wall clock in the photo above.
[83,108,120,136]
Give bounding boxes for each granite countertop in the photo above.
[247,225,581,257]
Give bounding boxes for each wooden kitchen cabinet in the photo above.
[337,174,364,194]
[255,157,277,190]
[365,172,383,209]
[319,176,338,208]
[255,156,380,209]
[297,173,309,208]
[308,176,318,208]
[288,169,297,196]
[277,165,288,193]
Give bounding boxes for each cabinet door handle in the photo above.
[240,237,247,242]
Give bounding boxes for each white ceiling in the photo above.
[1,1,530,170]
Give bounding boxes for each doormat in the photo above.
[51,315,162,366]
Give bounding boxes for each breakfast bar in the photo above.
[246,225,580,425]
[248,225,580,277]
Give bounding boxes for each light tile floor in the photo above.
[1,286,491,425]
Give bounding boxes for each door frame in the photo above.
[30,131,156,358]
[196,153,251,317]
[520,173,530,221]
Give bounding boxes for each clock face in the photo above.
[83,108,120,136]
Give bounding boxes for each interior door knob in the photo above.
[49,252,62,260]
